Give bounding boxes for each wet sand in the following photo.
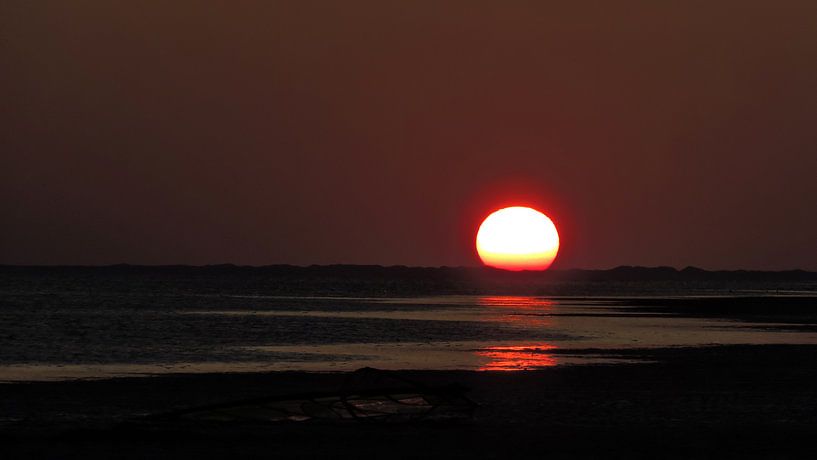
[3,343,817,459]
[6,295,817,381]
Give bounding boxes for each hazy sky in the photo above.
[2,1,816,269]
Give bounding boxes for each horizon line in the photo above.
[0,263,814,273]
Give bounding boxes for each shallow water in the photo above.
[2,292,817,381]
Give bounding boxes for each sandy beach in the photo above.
[3,343,817,458]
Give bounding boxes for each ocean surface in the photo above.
[2,267,817,381]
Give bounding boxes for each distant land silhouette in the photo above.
[2,264,816,281]
[3,264,816,298]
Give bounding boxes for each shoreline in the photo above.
[3,294,817,382]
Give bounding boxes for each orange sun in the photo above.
[476,206,560,271]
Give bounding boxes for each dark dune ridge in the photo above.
[3,264,816,281]
[3,264,817,297]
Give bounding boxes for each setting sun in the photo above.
[476,207,560,271]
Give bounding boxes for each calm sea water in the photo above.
[2,270,817,381]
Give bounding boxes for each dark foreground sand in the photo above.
[2,344,817,459]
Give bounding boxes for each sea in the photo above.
[2,266,817,381]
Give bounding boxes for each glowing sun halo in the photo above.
[476,207,560,271]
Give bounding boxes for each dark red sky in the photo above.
[2,1,816,269]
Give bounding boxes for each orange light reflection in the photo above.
[478,296,555,328]
[475,296,559,370]
[477,344,558,371]
[477,296,556,309]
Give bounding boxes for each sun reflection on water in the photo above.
[478,296,555,328]
[477,296,557,309]
[477,344,558,371]
[475,296,560,370]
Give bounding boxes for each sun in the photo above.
[476,206,560,271]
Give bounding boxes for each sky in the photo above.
[2,1,816,269]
